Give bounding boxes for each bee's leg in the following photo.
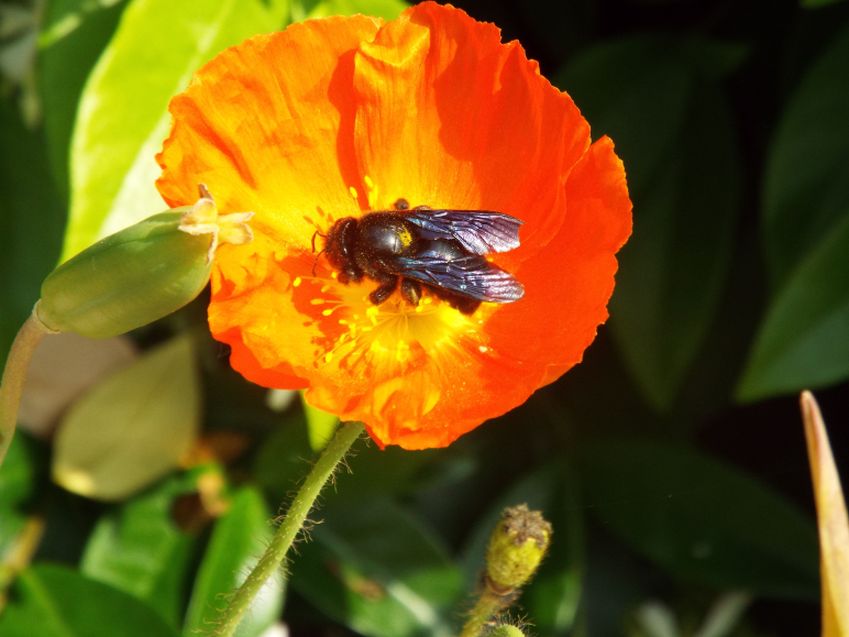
[412,204,432,211]
[368,274,398,305]
[400,279,422,306]
[431,288,480,314]
[337,266,363,285]
[448,295,480,315]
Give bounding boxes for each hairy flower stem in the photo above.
[0,313,50,466]
[212,421,365,637]
[460,585,512,637]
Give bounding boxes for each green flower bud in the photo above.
[485,504,552,594]
[37,188,253,338]
[489,626,526,637]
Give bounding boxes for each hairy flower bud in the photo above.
[489,626,526,637]
[485,504,552,594]
[37,189,252,338]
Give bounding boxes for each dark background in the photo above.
[2,0,848,635]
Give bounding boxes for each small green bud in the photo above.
[37,188,253,338]
[489,626,526,637]
[485,504,552,594]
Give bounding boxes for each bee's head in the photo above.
[315,217,357,275]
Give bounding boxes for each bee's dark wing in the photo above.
[393,255,524,303]
[404,210,522,254]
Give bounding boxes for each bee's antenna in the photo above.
[312,249,325,277]
[311,229,327,276]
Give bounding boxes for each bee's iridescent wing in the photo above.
[393,254,524,303]
[403,210,522,254]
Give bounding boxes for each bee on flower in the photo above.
[156,2,632,449]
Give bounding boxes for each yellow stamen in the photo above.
[310,276,494,401]
[363,175,379,209]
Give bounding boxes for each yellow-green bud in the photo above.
[37,188,253,338]
[485,504,552,594]
[489,626,526,637]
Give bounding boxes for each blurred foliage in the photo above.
[2,0,849,635]
[559,35,743,410]
[52,335,199,500]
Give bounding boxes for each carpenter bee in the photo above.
[317,199,524,315]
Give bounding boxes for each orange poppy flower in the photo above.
[156,2,632,450]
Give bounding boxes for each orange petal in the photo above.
[351,2,590,254]
[207,245,313,390]
[485,136,632,386]
[157,16,382,243]
[158,16,382,390]
[801,391,849,637]
[305,319,550,449]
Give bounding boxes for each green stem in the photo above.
[0,313,50,467]
[212,420,365,637]
[460,585,510,637]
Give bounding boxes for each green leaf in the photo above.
[292,0,407,21]
[801,0,847,9]
[739,23,849,400]
[763,22,849,286]
[62,0,289,259]
[737,213,849,400]
[253,410,315,499]
[0,563,178,637]
[0,432,39,508]
[0,97,65,367]
[0,434,42,570]
[578,439,819,598]
[52,335,200,501]
[38,0,128,197]
[290,499,462,637]
[254,413,435,503]
[185,486,283,637]
[558,36,741,411]
[80,472,201,626]
[301,393,339,451]
[337,442,438,501]
[461,462,583,635]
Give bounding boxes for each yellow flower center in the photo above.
[297,273,491,373]
[309,273,494,423]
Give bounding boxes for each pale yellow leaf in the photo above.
[801,390,849,637]
[300,392,338,452]
[266,389,297,412]
[53,335,199,500]
[19,333,137,437]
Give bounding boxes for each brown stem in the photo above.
[0,313,50,466]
